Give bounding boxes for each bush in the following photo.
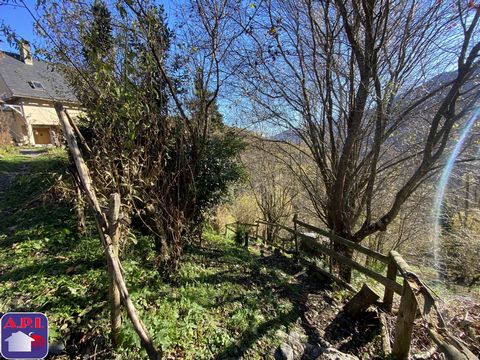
[0,112,13,148]
[440,211,480,285]
[234,224,248,246]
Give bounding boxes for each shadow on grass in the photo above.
[0,208,78,248]
[0,153,69,212]
[214,266,331,359]
[186,242,260,268]
[0,258,105,282]
[218,308,299,359]
[186,241,336,358]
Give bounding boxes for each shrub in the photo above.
[0,111,13,147]
[440,211,480,285]
[234,224,248,246]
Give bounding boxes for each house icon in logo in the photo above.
[4,331,35,352]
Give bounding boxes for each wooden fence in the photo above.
[224,217,477,360]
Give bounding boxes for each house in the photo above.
[3,331,35,352]
[0,41,83,145]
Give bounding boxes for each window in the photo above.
[28,81,45,90]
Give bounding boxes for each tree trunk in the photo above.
[464,173,470,226]
[108,194,122,346]
[334,242,354,283]
[266,224,274,243]
[154,223,183,280]
[343,284,380,317]
[74,183,86,237]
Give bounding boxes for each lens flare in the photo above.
[432,108,480,279]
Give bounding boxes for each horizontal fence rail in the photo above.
[224,216,477,360]
[294,219,390,264]
[257,219,402,294]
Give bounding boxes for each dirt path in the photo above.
[255,248,382,360]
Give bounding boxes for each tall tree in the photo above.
[230,0,480,281]
[38,0,245,278]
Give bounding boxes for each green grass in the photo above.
[0,151,300,359]
[0,152,27,173]
[0,147,69,207]
[0,145,19,159]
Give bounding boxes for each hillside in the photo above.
[1,149,478,359]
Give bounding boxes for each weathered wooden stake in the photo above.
[293,214,299,255]
[379,312,392,356]
[55,102,161,360]
[108,193,122,346]
[383,258,398,312]
[64,109,91,153]
[73,176,86,236]
[392,279,417,359]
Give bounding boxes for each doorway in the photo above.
[33,127,51,145]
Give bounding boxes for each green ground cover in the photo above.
[0,150,300,359]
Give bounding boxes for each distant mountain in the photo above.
[269,68,479,148]
[271,129,302,143]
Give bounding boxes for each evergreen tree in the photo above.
[82,0,113,64]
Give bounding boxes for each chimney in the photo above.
[19,41,33,65]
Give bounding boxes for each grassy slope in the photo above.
[0,150,299,359]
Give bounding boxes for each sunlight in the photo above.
[432,107,480,279]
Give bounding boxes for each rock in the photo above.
[275,343,294,360]
[304,343,323,358]
[286,331,306,353]
[275,330,307,360]
[49,341,65,355]
[319,347,359,360]
[303,343,359,360]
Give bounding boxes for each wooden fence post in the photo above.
[383,257,398,312]
[55,103,161,360]
[293,214,299,255]
[108,194,122,346]
[392,279,418,359]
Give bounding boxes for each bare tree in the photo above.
[229,0,480,280]
[243,140,298,242]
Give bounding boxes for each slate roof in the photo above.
[0,51,78,103]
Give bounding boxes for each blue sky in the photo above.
[1,0,38,52]
[1,0,177,53]
[0,0,241,126]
